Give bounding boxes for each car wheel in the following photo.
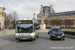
[61,38,65,40]
[50,37,53,40]
[63,38,65,40]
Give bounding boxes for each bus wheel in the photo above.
[19,40,22,41]
[33,36,37,40]
[37,35,39,37]
[37,33,39,37]
[37,36,39,38]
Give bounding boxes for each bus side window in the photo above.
[15,25,18,33]
[34,24,40,30]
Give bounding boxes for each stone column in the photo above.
[40,19,46,30]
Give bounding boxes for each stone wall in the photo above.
[0,29,15,35]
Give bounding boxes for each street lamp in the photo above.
[33,13,35,20]
[33,13,35,32]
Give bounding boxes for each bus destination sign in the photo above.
[17,20,33,24]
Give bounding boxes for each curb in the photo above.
[65,34,75,39]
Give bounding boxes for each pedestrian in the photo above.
[9,27,11,30]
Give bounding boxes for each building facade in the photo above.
[0,7,5,29]
[37,5,75,28]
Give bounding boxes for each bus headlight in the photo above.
[30,33,35,37]
[30,33,35,36]
[15,33,19,36]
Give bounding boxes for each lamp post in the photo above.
[33,13,35,32]
[33,13,35,21]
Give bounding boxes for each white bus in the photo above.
[15,20,40,41]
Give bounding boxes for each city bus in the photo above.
[15,20,40,41]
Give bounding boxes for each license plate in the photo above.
[57,36,61,38]
[20,33,29,36]
[23,38,27,39]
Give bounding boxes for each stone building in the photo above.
[0,7,5,29]
[37,5,75,28]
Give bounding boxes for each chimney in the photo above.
[50,5,53,14]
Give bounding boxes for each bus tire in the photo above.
[37,33,39,37]
[37,35,39,38]
[19,40,22,41]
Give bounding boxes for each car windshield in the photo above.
[52,28,63,33]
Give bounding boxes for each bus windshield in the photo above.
[16,24,33,33]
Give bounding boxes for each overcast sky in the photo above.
[0,0,75,20]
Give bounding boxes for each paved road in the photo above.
[0,33,75,50]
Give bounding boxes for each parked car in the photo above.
[48,27,65,40]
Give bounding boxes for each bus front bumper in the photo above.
[15,35,35,40]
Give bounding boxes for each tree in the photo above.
[11,11,18,28]
[5,11,18,29]
[5,13,12,28]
